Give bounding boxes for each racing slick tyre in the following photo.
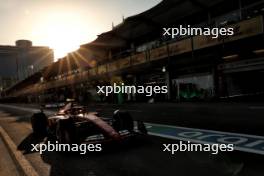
[31,112,48,137]
[113,110,134,132]
[56,118,78,144]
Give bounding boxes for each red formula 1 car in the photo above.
[31,102,147,144]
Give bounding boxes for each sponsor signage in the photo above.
[118,57,130,69]
[107,62,118,72]
[224,16,263,42]
[149,45,168,61]
[131,52,146,65]
[193,35,222,50]
[89,67,97,76]
[98,65,107,74]
[169,38,192,56]
[193,16,263,50]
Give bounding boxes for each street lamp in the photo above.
[28,65,34,76]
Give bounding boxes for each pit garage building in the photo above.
[3,0,264,103]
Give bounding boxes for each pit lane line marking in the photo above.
[0,126,39,176]
[145,122,264,155]
[1,104,264,155]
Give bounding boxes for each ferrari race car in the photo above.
[31,102,147,144]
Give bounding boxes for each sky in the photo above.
[0,0,161,60]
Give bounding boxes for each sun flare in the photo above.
[32,12,92,61]
[45,24,82,59]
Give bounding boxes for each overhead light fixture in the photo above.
[162,66,166,72]
[253,49,264,54]
[40,77,44,83]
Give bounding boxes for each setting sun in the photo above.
[32,12,95,60]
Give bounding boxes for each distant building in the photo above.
[0,40,53,89]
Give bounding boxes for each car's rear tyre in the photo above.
[113,110,134,132]
[31,112,48,136]
[56,118,78,144]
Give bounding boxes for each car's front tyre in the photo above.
[113,110,134,132]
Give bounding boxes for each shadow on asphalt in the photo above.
[17,132,264,176]
[17,133,45,154]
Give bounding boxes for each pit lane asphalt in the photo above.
[0,104,264,176]
[0,136,21,176]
